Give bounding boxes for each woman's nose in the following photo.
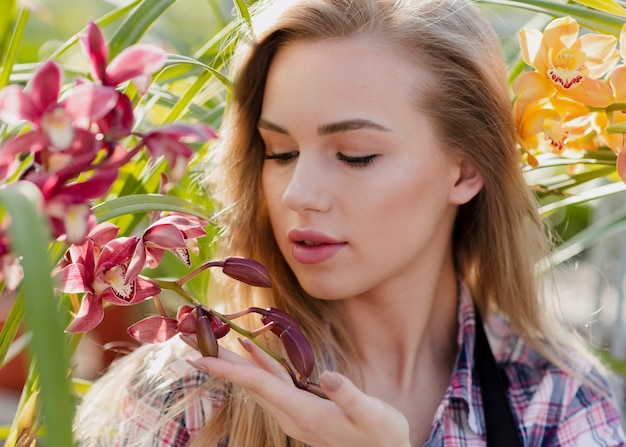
[281,153,331,213]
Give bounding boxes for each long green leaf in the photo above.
[572,0,626,16]
[0,291,23,368]
[477,0,625,35]
[92,194,211,222]
[0,0,17,60]
[0,7,28,89]
[0,182,74,447]
[108,0,177,59]
[539,181,626,217]
[550,207,626,265]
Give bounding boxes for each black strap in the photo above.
[474,308,523,447]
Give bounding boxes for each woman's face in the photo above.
[260,38,478,302]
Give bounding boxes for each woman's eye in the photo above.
[264,151,298,163]
[336,152,379,167]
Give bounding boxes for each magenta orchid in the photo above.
[0,60,117,178]
[126,213,208,283]
[57,234,161,332]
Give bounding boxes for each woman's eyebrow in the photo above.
[257,118,391,136]
[317,119,391,135]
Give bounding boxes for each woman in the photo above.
[75,0,626,445]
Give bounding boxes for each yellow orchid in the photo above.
[515,95,607,157]
[517,16,619,108]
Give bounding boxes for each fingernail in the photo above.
[187,359,212,373]
[238,337,254,353]
[320,371,342,392]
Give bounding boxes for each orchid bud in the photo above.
[196,306,218,357]
[280,327,315,379]
[249,306,315,380]
[222,256,272,288]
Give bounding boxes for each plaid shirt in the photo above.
[112,283,626,446]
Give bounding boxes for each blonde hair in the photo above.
[199,0,582,445]
[76,0,597,445]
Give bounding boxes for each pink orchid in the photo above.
[80,21,166,93]
[126,213,207,282]
[0,60,118,178]
[140,123,218,181]
[57,235,161,332]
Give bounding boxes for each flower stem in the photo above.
[176,260,223,286]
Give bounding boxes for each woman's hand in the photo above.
[187,337,411,447]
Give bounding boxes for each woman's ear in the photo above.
[448,160,483,205]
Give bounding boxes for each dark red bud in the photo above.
[280,327,315,380]
[196,307,218,357]
[222,257,272,288]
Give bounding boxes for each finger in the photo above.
[238,338,292,382]
[320,371,409,434]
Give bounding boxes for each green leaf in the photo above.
[0,0,17,60]
[108,0,177,59]
[550,206,626,264]
[0,182,74,447]
[92,193,211,223]
[0,292,23,368]
[572,0,626,17]
[0,7,29,90]
[539,181,626,217]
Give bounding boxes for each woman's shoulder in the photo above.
[485,313,626,446]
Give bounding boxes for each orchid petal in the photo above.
[620,23,626,60]
[0,131,47,160]
[126,239,147,285]
[80,21,109,83]
[610,66,626,101]
[29,60,62,115]
[563,78,613,108]
[88,222,120,246]
[100,275,160,306]
[96,92,134,141]
[177,305,196,334]
[0,85,39,124]
[127,315,178,343]
[519,28,544,70]
[63,168,118,201]
[99,236,138,266]
[65,293,104,333]
[106,44,166,86]
[579,33,619,78]
[55,263,91,293]
[143,223,187,249]
[64,84,118,122]
[151,214,207,238]
[513,72,555,106]
[543,16,579,50]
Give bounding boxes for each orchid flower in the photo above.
[79,21,166,143]
[57,235,160,332]
[126,213,208,283]
[0,60,117,178]
[517,16,618,108]
[139,123,218,181]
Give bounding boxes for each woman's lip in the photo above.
[287,229,342,244]
[287,229,346,264]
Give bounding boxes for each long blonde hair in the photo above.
[199,0,574,445]
[76,1,591,445]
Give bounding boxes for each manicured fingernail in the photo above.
[320,371,342,392]
[187,359,212,373]
[238,337,254,353]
